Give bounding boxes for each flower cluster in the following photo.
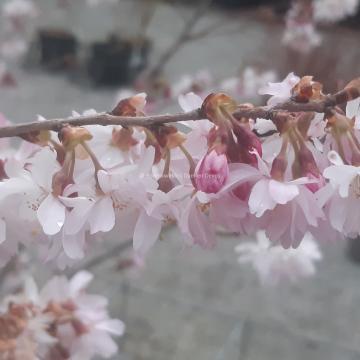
[0,74,359,281]
[283,0,321,54]
[0,271,124,359]
[283,0,359,53]
[1,0,37,61]
[235,231,322,285]
[314,0,359,22]
[121,68,277,113]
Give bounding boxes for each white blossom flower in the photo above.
[258,72,300,106]
[314,0,359,22]
[235,231,322,285]
[2,0,37,20]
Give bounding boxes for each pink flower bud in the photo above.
[233,182,251,201]
[194,150,229,193]
[298,143,325,193]
[232,123,262,166]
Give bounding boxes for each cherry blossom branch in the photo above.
[233,94,340,120]
[0,109,203,138]
[0,89,355,139]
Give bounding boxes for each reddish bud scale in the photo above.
[111,94,146,117]
[144,133,162,164]
[151,125,177,148]
[20,130,51,146]
[334,77,360,104]
[59,126,93,151]
[112,127,138,152]
[201,93,237,128]
[291,76,324,103]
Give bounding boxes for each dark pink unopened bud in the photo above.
[233,124,262,166]
[271,138,289,182]
[271,157,287,181]
[233,182,251,201]
[194,150,229,194]
[298,143,325,193]
[305,172,326,193]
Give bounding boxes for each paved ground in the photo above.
[1,1,360,359]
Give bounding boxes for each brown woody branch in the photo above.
[0,92,353,139]
[0,110,203,139]
[233,94,339,120]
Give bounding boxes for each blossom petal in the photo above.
[327,150,344,166]
[249,179,276,217]
[133,210,162,255]
[29,147,59,190]
[62,231,85,260]
[323,164,357,197]
[96,319,125,336]
[37,195,65,235]
[137,145,155,175]
[62,196,95,235]
[329,195,347,232]
[88,197,115,234]
[70,271,94,295]
[253,118,277,134]
[346,98,360,119]
[178,92,203,112]
[269,180,299,204]
[218,163,260,195]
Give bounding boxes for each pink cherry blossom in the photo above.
[0,271,124,360]
[319,151,360,237]
[258,72,300,106]
[177,92,213,160]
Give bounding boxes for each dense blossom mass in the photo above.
[0,74,358,282]
[283,0,359,53]
[0,271,124,359]
[0,73,359,359]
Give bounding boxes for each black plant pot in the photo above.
[214,0,290,10]
[87,35,151,86]
[38,29,78,70]
[341,8,360,29]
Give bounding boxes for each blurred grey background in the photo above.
[1,1,360,359]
